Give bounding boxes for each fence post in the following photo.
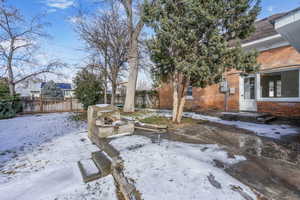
[40,96,43,112]
[70,97,73,111]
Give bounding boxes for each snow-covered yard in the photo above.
[110,135,258,200]
[0,113,117,200]
[1,111,298,200]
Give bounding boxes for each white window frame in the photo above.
[186,86,193,100]
[257,67,300,102]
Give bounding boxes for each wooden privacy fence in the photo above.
[114,91,159,108]
[21,97,84,114]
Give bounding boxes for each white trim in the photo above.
[261,66,300,73]
[275,9,300,29]
[257,68,300,102]
[256,73,261,100]
[242,34,282,48]
[239,75,257,111]
[186,96,193,100]
[257,98,300,102]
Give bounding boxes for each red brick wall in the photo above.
[257,101,300,117]
[258,45,300,70]
[192,73,240,111]
[158,83,173,109]
[158,72,240,111]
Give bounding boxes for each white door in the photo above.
[239,76,257,112]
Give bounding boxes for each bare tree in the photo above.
[75,5,128,105]
[0,2,64,96]
[119,0,156,112]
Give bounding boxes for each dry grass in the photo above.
[140,116,206,129]
[69,112,87,122]
[120,109,152,118]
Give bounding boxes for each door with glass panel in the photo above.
[240,76,257,111]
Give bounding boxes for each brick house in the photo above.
[158,8,300,117]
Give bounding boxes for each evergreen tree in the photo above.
[144,0,261,123]
[73,69,104,110]
[0,80,10,99]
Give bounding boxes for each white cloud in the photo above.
[267,6,275,12]
[45,0,74,9]
[68,16,84,24]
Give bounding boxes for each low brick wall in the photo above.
[257,101,300,117]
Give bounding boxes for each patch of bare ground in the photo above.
[140,116,205,129]
[69,111,87,122]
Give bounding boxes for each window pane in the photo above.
[244,77,255,99]
[269,81,274,97]
[187,86,193,96]
[276,80,281,97]
[261,70,299,98]
[281,70,299,97]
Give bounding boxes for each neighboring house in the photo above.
[16,79,74,98]
[41,82,74,98]
[15,77,43,98]
[116,82,128,96]
[159,8,300,117]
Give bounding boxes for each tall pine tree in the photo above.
[144,0,261,123]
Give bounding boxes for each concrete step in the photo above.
[91,137,120,158]
[92,151,112,178]
[257,116,276,124]
[78,159,102,183]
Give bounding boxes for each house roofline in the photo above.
[241,34,283,48]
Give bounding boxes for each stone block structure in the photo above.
[88,104,134,140]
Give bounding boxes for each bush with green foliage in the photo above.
[73,69,104,110]
[0,81,22,119]
[0,80,10,99]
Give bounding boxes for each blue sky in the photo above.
[9,0,300,82]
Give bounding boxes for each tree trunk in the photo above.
[172,74,190,124]
[103,52,108,104]
[104,85,107,104]
[111,82,117,106]
[123,40,139,112]
[175,81,189,123]
[172,72,179,122]
[7,61,15,96]
[104,73,108,104]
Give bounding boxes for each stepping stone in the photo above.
[92,151,112,178]
[78,159,102,183]
[207,173,222,189]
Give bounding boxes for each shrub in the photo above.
[0,81,22,119]
[73,69,104,110]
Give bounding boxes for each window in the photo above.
[244,77,255,99]
[187,86,193,97]
[260,70,299,98]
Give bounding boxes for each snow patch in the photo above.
[111,135,256,200]
[96,104,110,107]
[0,114,117,200]
[80,159,99,176]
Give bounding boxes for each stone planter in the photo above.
[88,104,134,140]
